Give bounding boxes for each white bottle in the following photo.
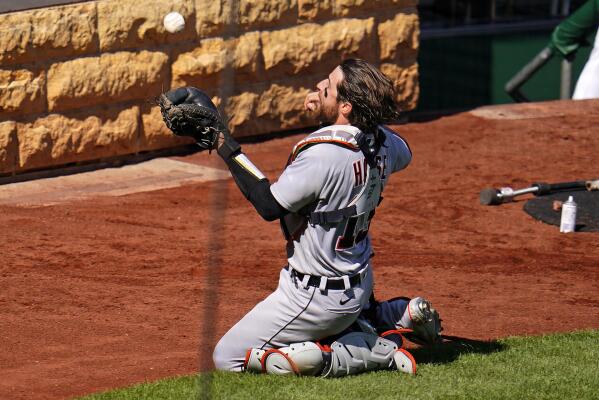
[560,196,577,233]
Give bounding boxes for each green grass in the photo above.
[79,330,599,400]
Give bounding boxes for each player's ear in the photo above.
[339,101,352,118]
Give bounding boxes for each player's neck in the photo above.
[333,114,351,125]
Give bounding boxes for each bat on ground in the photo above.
[480,179,599,206]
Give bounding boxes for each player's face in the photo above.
[316,66,344,124]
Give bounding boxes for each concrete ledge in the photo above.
[0,156,230,207]
[0,143,200,185]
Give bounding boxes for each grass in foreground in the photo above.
[79,330,599,400]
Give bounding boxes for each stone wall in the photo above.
[0,0,419,175]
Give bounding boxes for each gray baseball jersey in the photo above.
[213,124,411,371]
[271,124,412,277]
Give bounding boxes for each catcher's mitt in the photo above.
[157,86,226,150]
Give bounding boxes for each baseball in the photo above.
[163,11,185,34]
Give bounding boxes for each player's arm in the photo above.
[157,85,287,221]
[216,133,288,222]
[549,0,598,59]
[218,90,324,219]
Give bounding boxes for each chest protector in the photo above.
[281,127,384,250]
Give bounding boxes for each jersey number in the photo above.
[335,210,375,250]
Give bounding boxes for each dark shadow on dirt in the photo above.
[411,335,505,365]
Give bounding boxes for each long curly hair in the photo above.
[337,59,400,134]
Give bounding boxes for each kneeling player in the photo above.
[157,60,438,379]
[242,295,442,377]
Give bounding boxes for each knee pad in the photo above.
[394,348,417,375]
[243,348,266,373]
[244,342,325,376]
[380,329,407,348]
[322,331,416,378]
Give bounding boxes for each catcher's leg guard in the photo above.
[322,331,416,377]
[243,348,266,373]
[394,349,417,375]
[380,329,406,348]
[379,329,416,374]
[260,342,325,376]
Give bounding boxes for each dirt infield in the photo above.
[1,99,598,400]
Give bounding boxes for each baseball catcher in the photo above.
[158,59,442,377]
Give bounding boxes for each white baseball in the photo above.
[163,11,185,34]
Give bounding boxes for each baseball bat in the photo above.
[480,179,597,206]
[586,180,599,191]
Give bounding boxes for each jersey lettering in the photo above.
[339,154,384,250]
[354,158,375,187]
[335,209,376,250]
[353,160,363,187]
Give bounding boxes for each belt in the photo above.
[287,266,367,291]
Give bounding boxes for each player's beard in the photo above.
[318,101,340,126]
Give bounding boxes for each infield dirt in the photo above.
[1,99,598,400]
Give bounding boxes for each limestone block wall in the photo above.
[0,0,419,175]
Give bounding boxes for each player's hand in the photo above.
[304,91,320,113]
